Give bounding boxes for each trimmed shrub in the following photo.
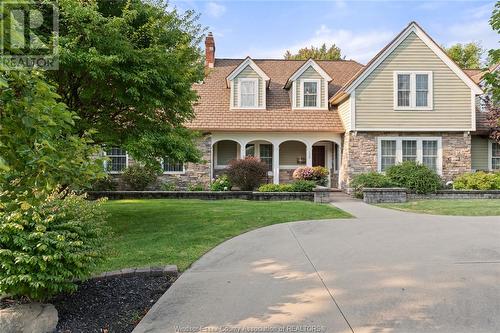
[258,183,294,192]
[350,172,395,198]
[187,183,206,191]
[122,165,160,190]
[453,171,500,190]
[161,182,177,191]
[293,166,329,185]
[227,157,268,191]
[90,176,117,191]
[386,161,441,194]
[290,180,317,192]
[0,191,109,301]
[210,175,232,191]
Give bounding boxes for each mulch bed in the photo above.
[51,274,173,333]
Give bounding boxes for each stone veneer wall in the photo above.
[113,134,212,190]
[339,131,472,189]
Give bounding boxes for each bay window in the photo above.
[378,137,442,174]
[394,71,433,110]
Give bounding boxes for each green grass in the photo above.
[99,199,351,272]
[378,199,500,216]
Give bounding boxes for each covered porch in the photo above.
[212,132,342,188]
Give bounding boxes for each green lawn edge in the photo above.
[97,199,351,273]
[378,199,500,216]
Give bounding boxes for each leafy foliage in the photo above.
[453,172,500,190]
[293,166,329,185]
[226,157,268,191]
[187,183,206,191]
[161,182,177,191]
[91,177,117,191]
[49,0,205,164]
[284,43,343,60]
[444,42,483,69]
[121,165,160,190]
[210,175,232,191]
[257,180,316,192]
[386,161,442,194]
[0,191,109,301]
[350,172,395,198]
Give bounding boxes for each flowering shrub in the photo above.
[293,166,329,185]
[210,175,232,191]
[227,157,268,190]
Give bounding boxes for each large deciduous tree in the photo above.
[484,2,500,143]
[444,42,483,69]
[50,0,205,165]
[284,43,343,60]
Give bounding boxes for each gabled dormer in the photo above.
[227,57,270,110]
[284,59,332,110]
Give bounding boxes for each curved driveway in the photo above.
[134,198,500,333]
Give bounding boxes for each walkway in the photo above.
[133,198,500,333]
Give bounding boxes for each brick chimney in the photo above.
[205,32,215,69]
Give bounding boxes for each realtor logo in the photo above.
[0,0,59,70]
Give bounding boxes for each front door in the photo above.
[312,146,325,167]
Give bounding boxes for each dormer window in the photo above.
[302,79,320,108]
[239,78,258,108]
[394,71,433,110]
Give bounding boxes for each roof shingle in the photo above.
[186,59,363,132]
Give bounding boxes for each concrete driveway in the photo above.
[133,198,500,333]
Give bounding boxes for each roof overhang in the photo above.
[225,56,270,88]
[284,59,332,89]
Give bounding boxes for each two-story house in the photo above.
[107,21,499,189]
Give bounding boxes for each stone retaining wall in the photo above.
[363,188,500,203]
[87,191,313,201]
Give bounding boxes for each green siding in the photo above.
[471,136,489,170]
[295,66,326,108]
[337,98,351,130]
[355,32,472,130]
[232,65,264,108]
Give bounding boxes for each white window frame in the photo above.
[161,158,185,175]
[104,148,129,174]
[237,78,259,109]
[393,71,433,111]
[488,140,500,171]
[377,137,442,174]
[300,79,321,109]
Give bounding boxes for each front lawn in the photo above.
[378,199,500,216]
[99,199,350,272]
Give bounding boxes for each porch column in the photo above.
[273,144,280,184]
[306,144,313,167]
[240,142,246,160]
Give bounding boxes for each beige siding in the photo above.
[294,67,326,108]
[279,141,306,165]
[232,65,265,108]
[471,136,489,170]
[337,98,351,131]
[355,32,472,130]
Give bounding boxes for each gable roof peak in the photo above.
[226,57,270,88]
[284,58,333,89]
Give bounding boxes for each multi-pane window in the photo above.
[402,140,417,162]
[422,140,438,171]
[378,137,442,174]
[380,140,397,171]
[259,144,273,171]
[492,142,500,170]
[239,79,257,108]
[416,74,429,107]
[162,158,184,173]
[303,80,319,107]
[245,144,255,157]
[395,72,432,109]
[397,74,411,107]
[105,147,127,173]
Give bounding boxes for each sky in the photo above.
[170,0,498,64]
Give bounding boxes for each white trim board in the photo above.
[345,22,483,96]
[285,59,332,88]
[226,57,270,86]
